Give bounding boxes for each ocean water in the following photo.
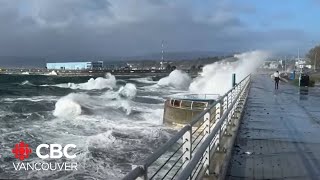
[0,73,185,180]
[0,52,271,179]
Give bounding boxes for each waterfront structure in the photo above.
[294,57,313,69]
[46,61,103,70]
[262,60,281,69]
[163,94,217,125]
[124,74,320,180]
[124,75,251,180]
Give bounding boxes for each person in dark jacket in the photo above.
[274,71,280,89]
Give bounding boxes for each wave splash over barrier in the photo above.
[157,70,192,90]
[155,50,269,95]
[189,50,270,94]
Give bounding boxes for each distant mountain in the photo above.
[0,56,46,68]
[126,51,231,60]
[0,51,232,68]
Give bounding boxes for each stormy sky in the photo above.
[0,0,319,59]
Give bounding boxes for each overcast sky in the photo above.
[0,0,319,59]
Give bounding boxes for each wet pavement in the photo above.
[226,74,320,180]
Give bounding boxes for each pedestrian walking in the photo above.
[274,71,280,89]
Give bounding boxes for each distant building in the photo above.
[46,61,103,70]
[159,61,171,70]
[262,60,281,69]
[295,58,311,69]
[104,61,126,70]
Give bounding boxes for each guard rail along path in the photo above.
[123,75,251,180]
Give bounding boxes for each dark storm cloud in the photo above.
[0,0,310,59]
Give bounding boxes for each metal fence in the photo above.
[123,75,251,180]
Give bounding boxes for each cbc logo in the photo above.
[36,144,76,159]
[12,141,76,160]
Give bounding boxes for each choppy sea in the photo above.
[0,73,185,180]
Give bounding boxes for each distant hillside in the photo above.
[126,51,231,60]
[0,56,46,68]
[0,51,233,68]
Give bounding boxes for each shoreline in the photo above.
[0,68,200,78]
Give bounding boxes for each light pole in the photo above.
[284,56,287,71]
[315,52,317,72]
[298,48,303,73]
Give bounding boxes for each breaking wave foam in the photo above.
[157,70,191,90]
[118,83,137,99]
[44,73,117,90]
[189,50,270,94]
[67,73,116,90]
[53,93,86,119]
[53,83,138,118]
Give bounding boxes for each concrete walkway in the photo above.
[226,74,320,180]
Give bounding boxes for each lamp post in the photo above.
[315,52,317,72]
[284,56,287,71]
[298,48,303,73]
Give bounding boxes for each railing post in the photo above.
[233,84,240,126]
[230,91,233,107]
[223,97,227,114]
[204,112,211,175]
[216,102,221,121]
[230,90,233,112]
[217,100,223,151]
[226,96,228,111]
[182,125,192,171]
[232,73,236,87]
[225,91,234,137]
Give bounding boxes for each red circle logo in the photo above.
[12,141,32,160]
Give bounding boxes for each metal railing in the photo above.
[172,94,220,100]
[123,75,251,180]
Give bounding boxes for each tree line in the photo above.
[306,45,320,69]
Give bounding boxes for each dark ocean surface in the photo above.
[0,74,181,180]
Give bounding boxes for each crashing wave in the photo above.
[53,93,84,119]
[47,73,117,90]
[53,83,138,118]
[157,70,191,90]
[68,73,116,90]
[118,83,137,99]
[189,50,270,94]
